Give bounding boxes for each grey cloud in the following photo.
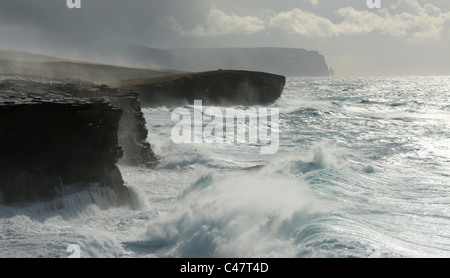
[167,1,450,42]
[0,0,448,76]
[0,0,209,49]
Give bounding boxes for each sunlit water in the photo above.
[1,76,449,258]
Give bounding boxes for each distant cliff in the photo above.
[84,45,331,77]
[112,70,286,107]
[0,50,183,83]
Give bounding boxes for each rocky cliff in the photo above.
[0,77,156,206]
[91,45,331,77]
[75,84,158,168]
[0,50,183,83]
[113,70,286,108]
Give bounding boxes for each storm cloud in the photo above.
[0,0,449,75]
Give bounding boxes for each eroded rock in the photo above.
[0,77,156,206]
[113,70,286,108]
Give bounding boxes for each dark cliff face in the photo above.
[0,78,156,206]
[0,85,124,205]
[114,70,286,108]
[80,86,158,168]
[40,82,158,168]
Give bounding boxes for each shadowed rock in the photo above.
[0,77,156,206]
[112,70,286,108]
[68,83,158,168]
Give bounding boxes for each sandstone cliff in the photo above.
[113,70,286,108]
[0,78,156,206]
[69,83,158,168]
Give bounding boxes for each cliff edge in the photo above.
[112,70,286,108]
[0,78,156,206]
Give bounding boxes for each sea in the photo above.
[0,76,449,258]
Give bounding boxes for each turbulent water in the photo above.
[1,76,449,258]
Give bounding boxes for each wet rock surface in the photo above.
[0,77,156,206]
[113,70,286,108]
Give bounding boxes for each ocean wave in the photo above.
[137,169,330,258]
[261,143,376,177]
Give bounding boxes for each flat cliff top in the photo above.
[110,70,286,107]
[110,69,284,88]
[0,77,129,106]
[0,50,184,83]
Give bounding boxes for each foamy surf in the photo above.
[1,76,449,258]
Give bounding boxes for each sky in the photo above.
[0,0,449,76]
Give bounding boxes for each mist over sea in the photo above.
[1,76,449,258]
